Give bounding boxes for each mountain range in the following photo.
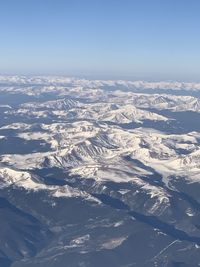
[0,76,200,266]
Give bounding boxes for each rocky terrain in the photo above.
[1,76,200,266]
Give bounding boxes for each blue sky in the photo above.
[0,0,200,80]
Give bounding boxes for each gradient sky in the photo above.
[0,0,200,80]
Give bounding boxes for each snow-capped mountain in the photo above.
[1,76,200,267]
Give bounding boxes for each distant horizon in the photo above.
[1,72,200,83]
[2,74,200,86]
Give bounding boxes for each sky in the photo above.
[0,0,200,81]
